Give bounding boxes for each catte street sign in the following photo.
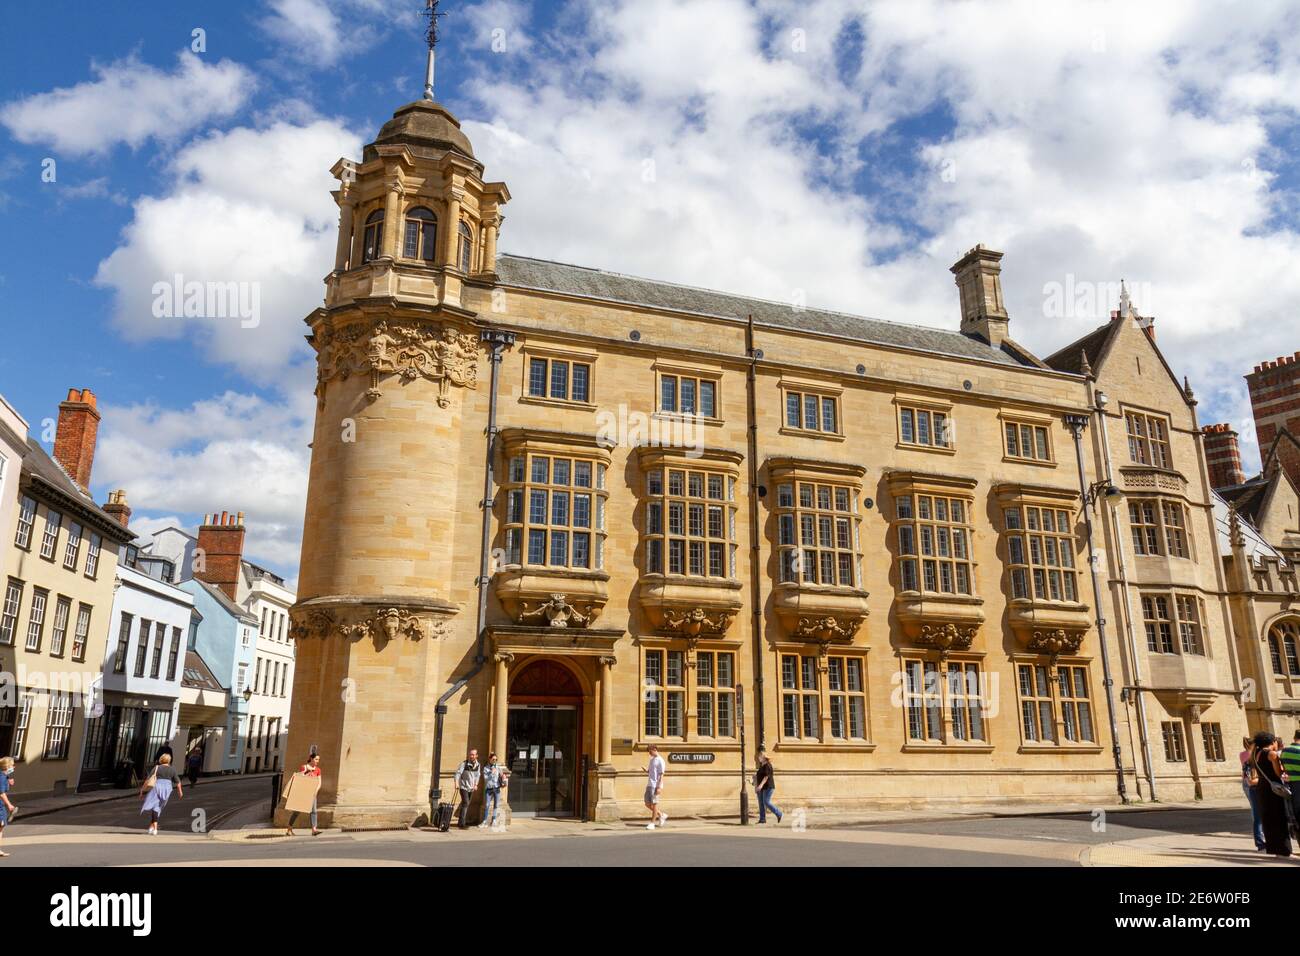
[668,752,715,764]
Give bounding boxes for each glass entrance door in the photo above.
[506,705,578,817]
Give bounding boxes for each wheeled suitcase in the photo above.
[435,801,454,832]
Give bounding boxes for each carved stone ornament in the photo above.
[661,606,734,638]
[290,604,447,648]
[794,615,862,643]
[1027,628,1084,656]
[517,593,593,629]
[311,319,478,408]
[917,621,977,653]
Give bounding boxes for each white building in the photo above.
[81,547,197,788]
[238,560,295,772]
[136,521,297,773]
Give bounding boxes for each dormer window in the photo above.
[458,221,474,272]
[403,206,438,262]
[362,209,384,263]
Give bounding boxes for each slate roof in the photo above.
[1217,477,1271,524]
[494,254,1043,369]
[21,437,135,543]
[182,650,224,691]
[1043,318,1122,375]
[191,577,258,624]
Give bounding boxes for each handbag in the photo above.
[142,766,158,793]
[1255,755,1291,799]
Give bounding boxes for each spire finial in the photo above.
[1118,279,1132,319]
[1079,348,1093,379]
[423,0,447,101]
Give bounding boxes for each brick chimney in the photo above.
[1247,351,1300,490]
[1201,424,1245,489]
[195,510,246,601]
[53,387,100,490]
[950,244,1010,349]
[102,489,132,527]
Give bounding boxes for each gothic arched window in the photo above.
[403,206,438,262]
[1270,634,1284,675]
[458,220,474,273]
[362,209,384,263]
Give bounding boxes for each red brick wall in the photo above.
[53,387,100,490]
[1202,423,1245,489]
[196,511,245,600]
[1248,352,1300,488]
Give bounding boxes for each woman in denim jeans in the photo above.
[479,753,509,829]
[754,749,782,825]
[1240,736,1266,851]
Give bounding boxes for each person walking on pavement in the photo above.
[754,748,782,825]
[642,744,667,830]
[453,749,482,829]
[140,753,183,836]
[285,752,323,837]
[479,752,510,829]
[185,743,204,787]
[0,757,17,858]
[1241,735,1266,851]
[1253,731,1293,857]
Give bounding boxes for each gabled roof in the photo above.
[1217,477,1271,526]
[1262,427,1300,477]
[181,650,224,691]
[20,437,135,543]
[189,577,259,624]
[1043,319,1122,375]
[494,254,1045,370]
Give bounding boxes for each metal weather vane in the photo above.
[423,0,447,101]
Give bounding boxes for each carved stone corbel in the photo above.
[1027,628,1084,657]
[794,615,862,643]
[517,593,592,629]
[917,621,977,656]
[311,318,479,408]
[661,607,734,639]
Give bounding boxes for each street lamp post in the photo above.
[1065,413,1128,804]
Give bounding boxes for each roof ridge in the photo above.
[496,251,982,341]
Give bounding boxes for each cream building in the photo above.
[283,96,1251,826]
[0,389,135,798]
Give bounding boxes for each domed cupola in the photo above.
[364,99,477,165]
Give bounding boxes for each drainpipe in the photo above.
[429,327,515,821]
[1094,394,1157,800]
[745,315,767,749]
[1065,412,1128,804]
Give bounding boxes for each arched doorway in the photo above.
[507,659,584,817]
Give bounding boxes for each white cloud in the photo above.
[259,0,420,67]
[93,118,363,379]
[0,52,255,156]
[94,389,314,571]
[452,0,1300,472]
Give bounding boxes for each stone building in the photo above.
[283,94,1251,826]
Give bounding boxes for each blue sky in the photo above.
[2,0,1299,581]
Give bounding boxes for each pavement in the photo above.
[1,781,1288,866]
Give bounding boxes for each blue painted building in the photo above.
[177,578,257,774]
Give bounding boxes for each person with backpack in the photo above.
[453,749,482,829]
[754,748,782,825]
[139,753,183,836]
[1278,729,1300,824]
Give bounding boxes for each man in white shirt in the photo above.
[643,744,667,830]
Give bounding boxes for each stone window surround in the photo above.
[773,642,875,752]
[636,639,743,748]
[653,358,725,426]
[894,391,955,454]
[779,374,844,441]
[897,651,992,752]
[1011,653,1102,754]
[998,408,1057,466]
[520,342,599,410]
